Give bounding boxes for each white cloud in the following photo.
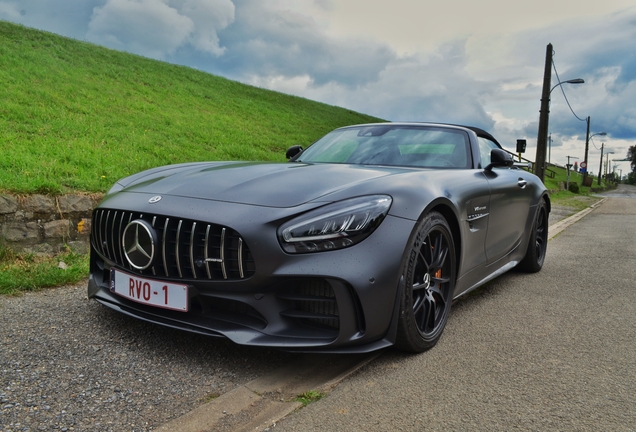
[207,0,395,87]
[0,2,21,21]
[0,0,98,39]
[2,0,635,169]
[87,0,195,59]
[176,0,235,56]
[86,0,234,59]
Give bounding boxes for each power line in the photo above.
[551,58,587,123]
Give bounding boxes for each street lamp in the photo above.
[591,131,608,185]
[536,75,585,182]
[550,78,585,93]
[534,44,585,182]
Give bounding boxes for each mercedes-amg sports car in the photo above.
[88,122,550,353]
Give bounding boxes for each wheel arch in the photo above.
[383,198,462,348]
[426,200,462,285]
[542,192,551,214]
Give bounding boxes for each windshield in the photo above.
[298,125,472,169]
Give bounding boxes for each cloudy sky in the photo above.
[3,0,635,176]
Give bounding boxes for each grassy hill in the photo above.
[0,21,382,195]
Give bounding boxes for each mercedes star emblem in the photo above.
[122,220,157,270]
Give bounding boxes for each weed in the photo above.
[199,392,221,404]
[295,390,325,407]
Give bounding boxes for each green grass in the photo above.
[0,21,382,292]
[0,21,382,195]
[0,245,89,295]
[199,392,221,404]
[542,164,609,208]
[548,190,601,211]
[543,163,613,192]
[295,390,325,406]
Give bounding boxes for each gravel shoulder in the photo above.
[0,285,298,431]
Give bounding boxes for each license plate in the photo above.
[110,269,188,312]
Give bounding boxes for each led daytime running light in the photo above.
[282,203,373,243]
[279,195,391,253]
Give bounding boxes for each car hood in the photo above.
[113,162,402,207]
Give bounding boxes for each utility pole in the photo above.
[604,152,614,183]
[583,116,591,186]
[534,43,553,183]
[597,142,604,186]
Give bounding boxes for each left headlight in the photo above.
[278,195,392,254]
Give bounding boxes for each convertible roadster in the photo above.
[88,122,549,353]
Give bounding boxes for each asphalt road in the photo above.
[273,186,636,431]
[598,183,636,199]
[2,186,634,431]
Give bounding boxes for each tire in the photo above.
[395,212,456,353]
[517,199,548,273]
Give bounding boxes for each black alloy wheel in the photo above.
[395,212,456,353]
[517,199,548,273]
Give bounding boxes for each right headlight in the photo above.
[278,195,392,254]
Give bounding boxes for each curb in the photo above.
[156,352,381,431]
[156,199,605,431]
[548,198,606,240]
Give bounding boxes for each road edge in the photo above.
[156,199,605,431]
[548,198,606,240]
[156,352,381,432]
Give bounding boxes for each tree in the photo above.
[628,146,636,184]
[629,146,636,170]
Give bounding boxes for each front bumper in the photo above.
[87,196,415,352]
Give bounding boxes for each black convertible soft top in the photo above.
[344,122,503,147]
[458,125,501,147]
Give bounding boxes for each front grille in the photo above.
[91,208,255,280]
[278,280,340,330]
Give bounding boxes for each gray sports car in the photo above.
[88,123,549,353]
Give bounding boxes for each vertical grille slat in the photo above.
[110,211,117,263]
[91,208,254,281]
[117,213,126,267]
[92,210,100,255]
[175,220,183,278]
[238,238,244,279]
[190,222,197,280]
[162,218,170,277]
[204,225,212,279]
[151,217,157,276]
[97,210,105,257]
[220,228,227,280]
[104,211,112,260]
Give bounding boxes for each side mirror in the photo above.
[485,149,514,171]
[286,145,304,160]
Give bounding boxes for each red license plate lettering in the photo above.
[111,270,188,312]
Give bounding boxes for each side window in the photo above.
[477,137,499,168]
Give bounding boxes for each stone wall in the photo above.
[0,193,102,255]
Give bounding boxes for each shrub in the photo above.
[568,182,580,193]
